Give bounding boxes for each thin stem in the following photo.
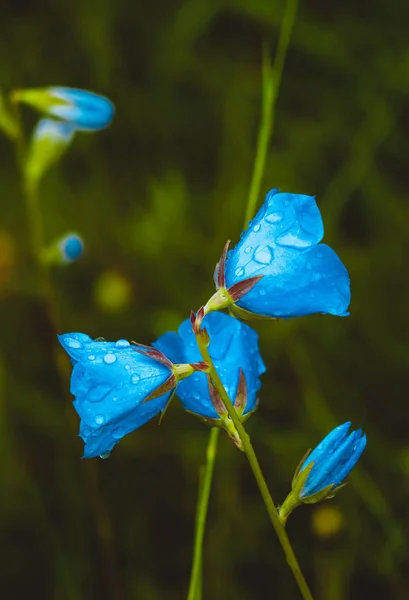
[11,101,120,600]
[187,427,220,600]
[244,0,299,227]
[195,333,314,600]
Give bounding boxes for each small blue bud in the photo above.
[153,311,265,421]
[13,87,114,131]
[58,333,173,458]
[59,233,84,263]
[279,422,366,523]
[299,422,366,497]
[48,87,114,130]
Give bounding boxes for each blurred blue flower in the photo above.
[47,87,114,130]
[58,233,84,263]
[14,87,114,131]
[33,117,76,143]
[206,189,350,319]
[58,333,174,458]
[298,422,366,498]
[153,311,265,420]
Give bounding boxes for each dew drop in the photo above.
[253,245,274,265]
[125,365,130,370]
[193,392,201,400]
[244,245,252,254]
[100,451,111,459]
[112,428,123,439]
[265,211,283,224]
[95,415,105,425]
[66,338,82,349]
[116,339,130,348]
[253,223,261,232]
[88,355,96,361]
[193,375,200,382]
[259,288,266,296]
[82,428,91,438]
[235,267,245,277]
[131,374,140,384]
[312,273,321,282]
[104,353,117,364]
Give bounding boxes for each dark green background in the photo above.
[0,0,408,598]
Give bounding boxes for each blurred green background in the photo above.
[1,0,409,598]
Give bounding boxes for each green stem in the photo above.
[244,0,299,226]
[187,427,220,600]
[195,333,314,600]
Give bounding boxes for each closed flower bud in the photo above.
[279,422,366,523]
[153,312,265,444]
[58,333,203,458]
[59,233,84,263]
[205,189,350,320]
[13,87,114,131]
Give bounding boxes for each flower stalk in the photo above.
[193,319,314,600]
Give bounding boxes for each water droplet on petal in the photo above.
[244,246,252,254]
[95,415,105,425]
[253,245,274,265]
[88,355,96,361]
[131,374,140,384]
[104,353,117,364]
[235,267,245,277]
[253,223,261,232]
[125,365,130,370]
[265,211,283,224]
[112,428,123,439]
[116,339,130,348]
[277,228,314,249]
[259,288,266,296]
[100,451,111,459]
[312,272,321,282]
[193,392,201,400]
[82,428,91,438]
[66,338,82,349]
[193,375,200,382]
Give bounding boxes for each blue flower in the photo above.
[205,189,350,319]
[298,422,366,498]
[13,87,114,131]
[58,233,84,263]
[33,117,76,143]
[47,88,114,130]
[278,422,366,523]
[58,333,174,458]
[153,311,265,421]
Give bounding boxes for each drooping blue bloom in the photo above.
[153,311,265,420]
[299,422,366,498]
[47,87,115,130]
[58,333,173,458]
[207,189,350,319]
[58,233,84,263]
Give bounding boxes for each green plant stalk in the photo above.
[11,102,120,600]
[187,427,220,600]
[195,333,314,600]
[187,1,299,596]
[244,0,299,226]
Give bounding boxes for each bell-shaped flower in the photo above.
[58,333,204,458]
[13,87,114,131]
[279,422,366,523]
[153,312,265,445]
[204,189,350,319]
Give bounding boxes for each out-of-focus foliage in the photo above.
[0,1,408,599]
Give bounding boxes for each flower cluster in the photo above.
[59,187,365,514]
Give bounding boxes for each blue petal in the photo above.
[59,333,172,457]
[225,189,350,318]
[301,422,351,471]
[154,312,265,419]
[49,87,115,130]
